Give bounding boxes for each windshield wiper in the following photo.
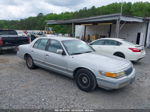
[71,51,92,55]
[84,51,93,53]
[71,52,84,55]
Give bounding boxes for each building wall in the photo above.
[146,21,150,48]
[111,23,147,45]
[75,25,85,38]
[85,25,110,36]
[75,25,110,38]
[75,23,147,46]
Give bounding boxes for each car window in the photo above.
[33,39,41,48]
[33,39,48,50]
[104,40,121,46]
[91,40,105,45]
[47,39,63,53]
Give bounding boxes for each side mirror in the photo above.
[89,43,93,45]
[56,49,63,55]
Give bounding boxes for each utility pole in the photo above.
[120,0,123,15]
[72,23,74,37]
[116,0,123,38]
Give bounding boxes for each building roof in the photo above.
[46,13,144,25]
[40,36,78,41]
[144,17,150,21]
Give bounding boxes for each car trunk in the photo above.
[135,45,144,50]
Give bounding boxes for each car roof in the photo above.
[39,36,78,41]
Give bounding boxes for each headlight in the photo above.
[100,71,125,78]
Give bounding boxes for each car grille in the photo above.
[125,67,133,76]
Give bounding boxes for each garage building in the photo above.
[47,13,150,48]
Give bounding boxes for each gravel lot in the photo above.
[0,49,150,109]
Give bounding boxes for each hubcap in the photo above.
[27,57,32,67]
[78,73,90,87]
[82,76,88,84]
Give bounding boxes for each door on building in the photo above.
[136,32,141,45]
[136,32,144,45]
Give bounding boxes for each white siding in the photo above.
[75,25,85,38]
[111,23,147,45]
[75,23,147,46]
[146,22,150,48]
[75,25,110,38]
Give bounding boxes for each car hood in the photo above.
[72,52,131,72]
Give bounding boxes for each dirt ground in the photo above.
[0,49,150,109]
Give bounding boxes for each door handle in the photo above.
[31,50,34,52]
[45,54,49,56]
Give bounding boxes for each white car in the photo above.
[17,36,135,91]
[90,38,146,61]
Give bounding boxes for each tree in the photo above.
[37,13,44,17]
[0,2,150,33]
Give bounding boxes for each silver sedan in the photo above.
[17,36,135,92]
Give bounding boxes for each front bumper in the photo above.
[96,68,135,90]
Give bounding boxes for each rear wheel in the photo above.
[0,49,3,54]
[114,52,125,59]
[75,69,97,92]
[25,55,35,69]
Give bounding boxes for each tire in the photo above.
[75,69,97,92]
[25,55,35,69]
[0,49,3,54]
[114,52,125,59]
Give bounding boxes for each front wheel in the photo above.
[75,69,97,92]
[0,49,3,54]
[0,51,2,54]
[25,55,35,69]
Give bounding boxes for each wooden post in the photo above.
[109,24,112,37]
[72,23,74,37]
[83,25,87,41]
[116,18,120,38]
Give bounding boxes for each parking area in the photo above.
[0,49,150,109]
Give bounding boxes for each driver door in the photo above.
[44,39,71,77]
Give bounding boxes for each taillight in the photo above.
[128,48,141,52]
[0,38,3,46]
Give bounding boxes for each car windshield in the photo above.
[62,40,94,55]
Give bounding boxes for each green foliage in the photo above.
[0,2,150,34]
[130,2,150,17]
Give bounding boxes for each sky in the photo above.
[0,0,149,20]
